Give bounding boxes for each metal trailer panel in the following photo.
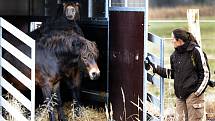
[79,21,109,104]
[0,0,56,16]
[0,0,29,16]
[109,11,144,120]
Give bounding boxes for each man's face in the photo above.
[171,32,184,48]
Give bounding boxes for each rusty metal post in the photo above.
[109,8,144,121]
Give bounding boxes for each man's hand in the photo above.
[208,80,215,87]
[145,56,157,73]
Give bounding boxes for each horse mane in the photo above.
[80,37,99,61]
[39,29,99,60]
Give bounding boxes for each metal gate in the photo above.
[144,32,164,121]
[108,0,165,120]
[109,0,145,120]
[0,17,35,121]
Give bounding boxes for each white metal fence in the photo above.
[0,17,35,121]
[145,32,165,121]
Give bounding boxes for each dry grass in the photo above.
[3,93,30,120]
[36,100,107,121]
[3,86,215,121]
[35,93,58,121]
[3,93,107,121]
[119,87,143,121]
[206,94,215,120]
[65,102,107,121]
[4,90,215,121]
[149,5,215,19]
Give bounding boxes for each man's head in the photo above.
[171,30,185,48]
[171,28,197,48]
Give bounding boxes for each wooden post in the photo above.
[187,9,202,47]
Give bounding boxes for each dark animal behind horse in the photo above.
[27,1,83,43]
[42,2,83,35]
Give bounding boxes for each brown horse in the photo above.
[3,30,100,121]
[41,29,100,120]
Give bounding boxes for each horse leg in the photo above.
[73,70,82,107]
[53,81,67,121]
[65,79,80,107]
[41,84,56,121]
[65,79,81,116]
[72,86,81,107]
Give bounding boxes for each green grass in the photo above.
[149,22,215,39]
[149,22,188,38]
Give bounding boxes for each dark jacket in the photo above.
[156,41,210,99]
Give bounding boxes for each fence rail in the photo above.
[0,17,35,121]
[145,32,164,121]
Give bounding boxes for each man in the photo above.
[146,28,210,121]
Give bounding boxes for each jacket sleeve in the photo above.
[156,56,174,79]
[193,47,210,96]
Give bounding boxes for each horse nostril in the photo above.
[90,72,100,80]
[92,72,97,77]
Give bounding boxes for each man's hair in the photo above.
[172,28,198,45]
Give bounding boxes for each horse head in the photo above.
[79,37,100,80]
[63,2,80,21]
